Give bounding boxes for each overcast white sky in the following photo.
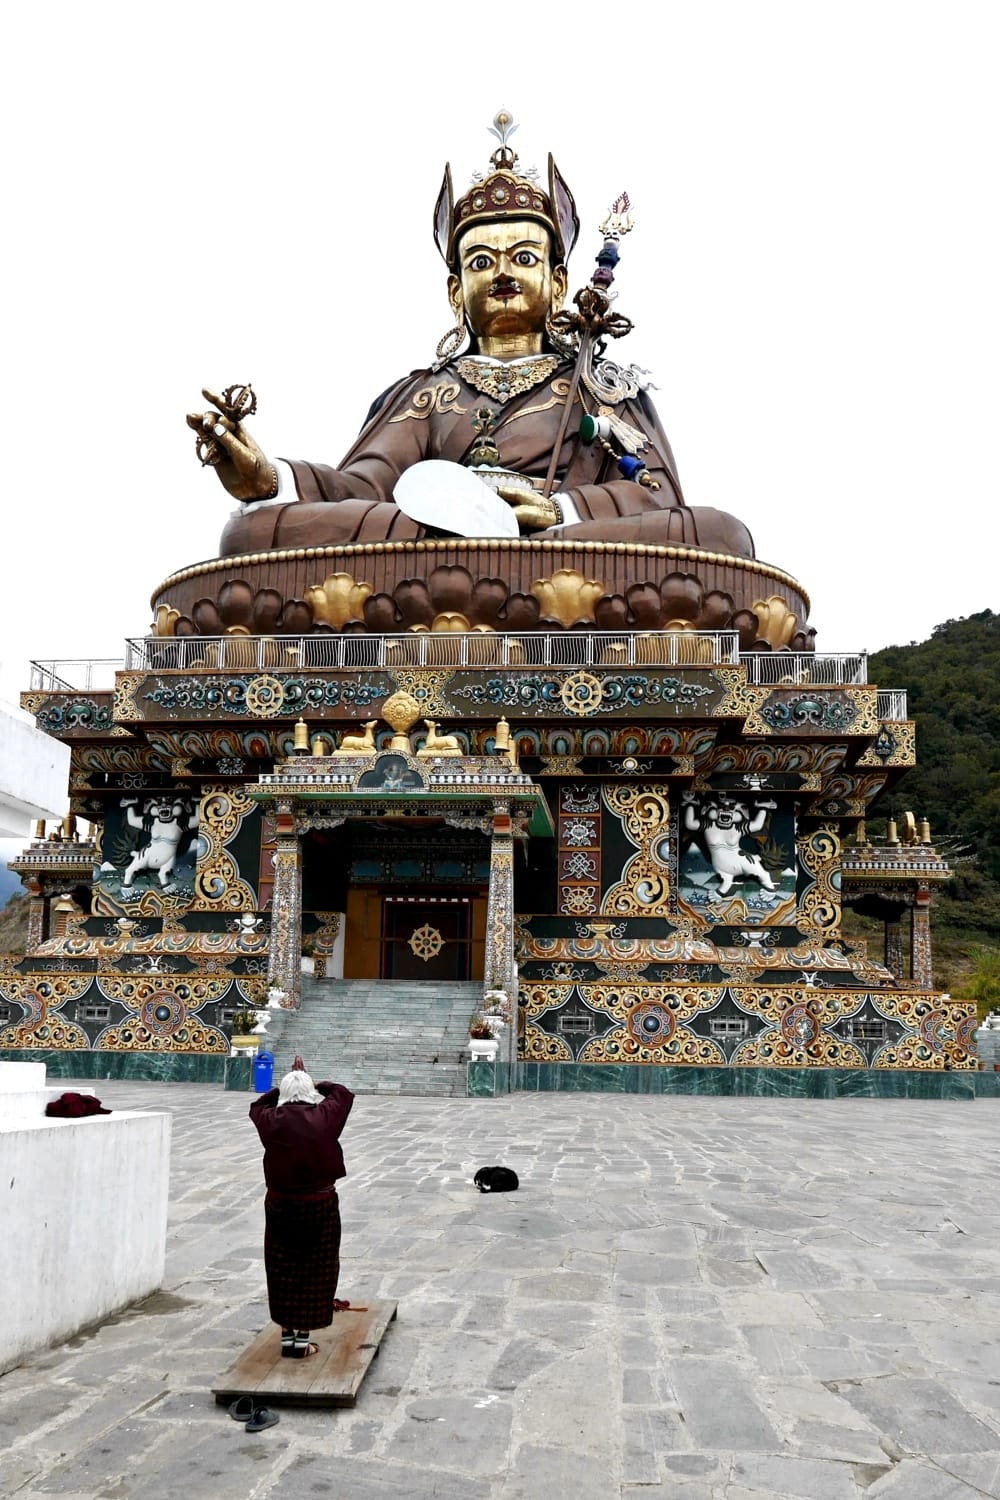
[2,1,996,705]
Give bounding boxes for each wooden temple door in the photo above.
[380,897,472,981]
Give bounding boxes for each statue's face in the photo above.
[448,219,567,343]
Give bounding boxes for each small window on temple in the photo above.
[710,1017,749,1039]
[558,1013,595,1036]
[847,1018,887,1042]
[0,1003,13,1023]
[79,1003,111,1023]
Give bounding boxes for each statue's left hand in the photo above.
[493,481,562,533]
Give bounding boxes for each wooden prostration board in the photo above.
[212,1301,397,1409]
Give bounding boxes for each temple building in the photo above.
[0,116,975,1092]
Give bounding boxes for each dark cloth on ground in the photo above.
[263,1186,342,1330]
[45,1092,111,1117]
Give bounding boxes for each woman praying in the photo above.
[249,1054,354,1358]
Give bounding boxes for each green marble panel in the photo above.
[511,1063,977,1099]
[467,1058,513,1097]
[973,1071,1000,1097]
[225,1056,254,1092]
[0,1049,227,1083]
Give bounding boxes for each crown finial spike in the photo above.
[488,108,519,168]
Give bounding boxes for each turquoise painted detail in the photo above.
[142,675,388,714]
[35,697,114,733]
[759,694,858,731]
[451,671,714,713]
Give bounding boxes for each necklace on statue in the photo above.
[456,354,561,404]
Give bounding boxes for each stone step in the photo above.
[259,977,488,1097]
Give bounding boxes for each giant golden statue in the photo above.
[173,115,811,644]
[190,115,754,560]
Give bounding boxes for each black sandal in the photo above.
[246,1406,280,1432]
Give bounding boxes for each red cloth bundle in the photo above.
[45,1092,111,1117]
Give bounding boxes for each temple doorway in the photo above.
[301,820,490,981]
[381,896,473,981]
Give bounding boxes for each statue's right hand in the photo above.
[185,388,278,503]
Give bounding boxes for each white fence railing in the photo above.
[876,689,908,721]
[120,630,742,673]
[28,660,123,693]
[740,652,867,687]
[29,639,899,702]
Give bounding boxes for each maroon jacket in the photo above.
[249,1082,354,1195]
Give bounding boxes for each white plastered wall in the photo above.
[0,703,71,837]
[0,1108,171,1373]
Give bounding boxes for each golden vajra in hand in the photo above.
[185,385,278,503]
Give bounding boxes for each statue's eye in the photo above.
[469,254,492,271]
[514,250,539,267]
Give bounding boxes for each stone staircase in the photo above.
[262,978,483,1096]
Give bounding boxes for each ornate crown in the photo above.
[434,110,580,269]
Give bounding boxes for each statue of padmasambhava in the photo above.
[188,112,754,563]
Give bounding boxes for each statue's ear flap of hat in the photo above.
[548,154,579,266]
[434,164,454,266]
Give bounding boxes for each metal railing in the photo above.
[876,689,908,721]
[28,639,894,699]
[122,629,742,673]
[28,659,123,693]
[740,652,868,687]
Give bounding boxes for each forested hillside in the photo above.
[861,610,999,1001]
[870,610,1000,883]
[0,891,28,953]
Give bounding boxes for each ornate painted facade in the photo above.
[3,618,973,1082]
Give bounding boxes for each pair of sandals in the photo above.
[228,1396,279,1431]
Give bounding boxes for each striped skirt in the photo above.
[263,1186,341,1330]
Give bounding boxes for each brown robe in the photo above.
[219,359,755,560]
[250,1082,354,1330]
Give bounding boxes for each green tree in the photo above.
[871,610,1000,882]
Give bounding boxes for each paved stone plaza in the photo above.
[2,1083,1000,1499]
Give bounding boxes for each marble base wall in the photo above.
[224,1055,253,1091]
[0,1049,227,1083]
[512,1062,980,1099]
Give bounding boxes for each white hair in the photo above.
[277,1070,324,1106]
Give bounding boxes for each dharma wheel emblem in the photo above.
[408,924,444,962]
[560,670,604,716]
[244,674,286,718]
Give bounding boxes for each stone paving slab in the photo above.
[2,1084,1000,1498]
